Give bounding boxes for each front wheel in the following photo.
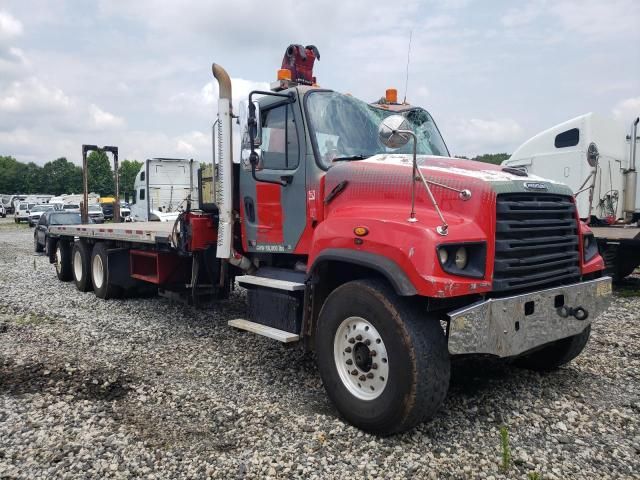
[315,279,450,435]
[514,325,591,371]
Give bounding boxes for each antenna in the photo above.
[403,30,412,104]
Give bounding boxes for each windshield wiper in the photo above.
[332,155,368,162]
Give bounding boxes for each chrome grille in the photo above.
[493,193,580,292]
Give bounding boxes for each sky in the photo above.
[0,0,639,166]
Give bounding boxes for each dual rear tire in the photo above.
[64,241,121,299]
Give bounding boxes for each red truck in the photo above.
[46,47,612,435]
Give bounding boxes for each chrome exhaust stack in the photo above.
[623,117,639,222]
[211,63,254,272]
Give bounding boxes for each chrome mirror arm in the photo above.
[395,129,450,236]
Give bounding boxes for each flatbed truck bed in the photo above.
[49,221,174,245]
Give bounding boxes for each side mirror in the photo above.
[248,100,262,147]
[378,114,412,149]
[240,101,263,171]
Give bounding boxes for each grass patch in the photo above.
[0,221,29,229]
[499,425,511,472]
[11,313,56,326]
[614,287,640,297]
[528,472,542,480]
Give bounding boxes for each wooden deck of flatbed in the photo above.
[591,226,640,241]
[49,221,174,244]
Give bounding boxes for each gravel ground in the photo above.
[0,217,639,479]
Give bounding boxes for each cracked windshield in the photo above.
[306,91,449,168]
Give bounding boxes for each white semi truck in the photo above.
[129,158,200,222]
[503,114,640,280]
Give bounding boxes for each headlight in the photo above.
[454,247,468,269]
[583,234,598,262]
[437,242,486,278]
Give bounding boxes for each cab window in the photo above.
[261,103,299,170]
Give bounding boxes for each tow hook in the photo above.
[557,305,589,321]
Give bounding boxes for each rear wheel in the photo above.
[315,279,450,435]
[72,242,93,292]
[54,240,73,281]
[91,243,123,300]
[515,325,591,371]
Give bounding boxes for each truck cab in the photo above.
[130,158,200,222]
[235,84,449,256]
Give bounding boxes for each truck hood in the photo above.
[323,154,574,239]
[328,153,572,197]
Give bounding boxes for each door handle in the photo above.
[244,197,256,223]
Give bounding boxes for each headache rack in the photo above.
[493,192,580,293]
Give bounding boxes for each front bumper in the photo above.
[447,277,612,357]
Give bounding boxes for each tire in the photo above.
[315,279,450,435]
[90,243,123,300]
[72,241,93,292]
[34,234,43,253]
[55,239,73,282]
[514,325,591,371]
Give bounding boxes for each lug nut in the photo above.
[351,369,358,376]
[359,375,366,382]
[348,337,355,344]
[344,346,352,353]
[370,350,377,357]
[372,363,378,370]
[346,359,353,365]
[367,373,374,379]
[355,334,362,341]
[364,339,371,346]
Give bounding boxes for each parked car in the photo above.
[120,201,132,221]
[33,211,84,253]
[61,203,81,213]
[88,204,105,223]
[101,202,114,220]
[28,204,55,227]
[14,201,36,223]
[0,203,6,218]
[101,201,131,221]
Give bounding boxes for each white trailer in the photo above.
[503,114,640,279]
[129,158,200,222]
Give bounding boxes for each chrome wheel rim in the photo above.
[92,254,104,289]
[334,316,389,401]
[73,250,83,281]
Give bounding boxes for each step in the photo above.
[228,318,300,343]
[236,267,305,291]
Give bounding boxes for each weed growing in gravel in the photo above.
[499,425,511,472]
[13,313,55,326]
[528,472,542,480]
[615,287,640,297]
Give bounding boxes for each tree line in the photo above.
[455,153,510,164]
[0,154,142,200]
[1,152,510,199]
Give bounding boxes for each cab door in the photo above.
[239,96,306,254]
